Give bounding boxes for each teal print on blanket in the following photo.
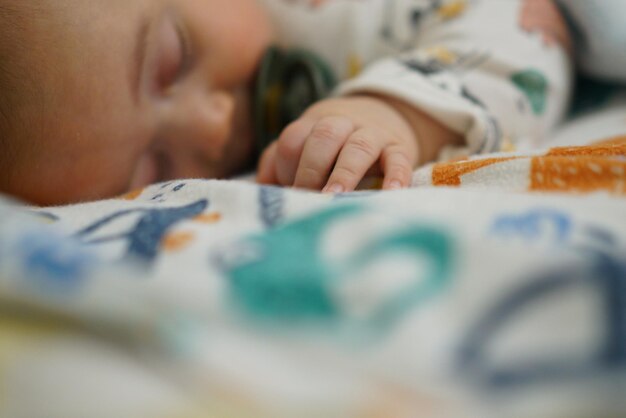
[225,204,454,331]
[511,69,548,115]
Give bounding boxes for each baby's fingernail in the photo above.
[388,180,403,190]
[324,183,344,194]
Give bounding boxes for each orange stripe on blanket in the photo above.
[432,157,516,186]
[548,142,626,158]
[530,156,626,195]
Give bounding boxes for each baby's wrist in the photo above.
[353,93,462,165]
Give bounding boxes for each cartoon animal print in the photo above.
[511,69,548,116]
[9,228,98,292]
[75,199,209,264]
[218,204,455,336]
[381,0,468,50]
[401,48,490,109]
[258,186,286,228]
[400,48,503,153]
[491,209,572,244]
[458,253,626,388]
[403,48,488,76]
[459,209,626,389]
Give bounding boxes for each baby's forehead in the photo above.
[0,2,145,203]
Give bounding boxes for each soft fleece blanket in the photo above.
[0,138,625,418]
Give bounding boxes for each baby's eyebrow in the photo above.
[132,13,151,104]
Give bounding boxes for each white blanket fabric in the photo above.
[1,179,625,417]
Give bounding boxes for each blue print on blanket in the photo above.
[75,200,208,263]
[220,204,454,334]
[491,208,572,244]
[5,228,98,293]
[32,211,60,223]
[259,186,285,228]
[459,208,626,389]
[491,207,622,257]
[458,252,626,389]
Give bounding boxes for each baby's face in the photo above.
[3,0,272,205]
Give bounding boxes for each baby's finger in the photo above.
[275,119,316,186]
[381,144,413,190]
[323,128,383,193]
[293,116,355,190]
[256,141,279,184]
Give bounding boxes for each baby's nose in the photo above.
[170,89,236,161]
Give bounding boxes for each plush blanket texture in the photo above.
[0,138,625,418]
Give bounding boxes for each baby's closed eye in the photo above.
[149,13,192,93]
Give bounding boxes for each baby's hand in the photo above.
[256,95,419,192]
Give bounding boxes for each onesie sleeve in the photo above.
[335,0,573,158]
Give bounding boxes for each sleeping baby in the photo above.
[0,0,572,206]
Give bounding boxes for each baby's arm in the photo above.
[256,94,461,192]
[258,0,572,192]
